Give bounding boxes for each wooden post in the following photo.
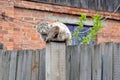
[46,42,66,80]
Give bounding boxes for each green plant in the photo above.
[73,14,102,44]
[73,13,86,38]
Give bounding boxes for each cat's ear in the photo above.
[48,23,52,28]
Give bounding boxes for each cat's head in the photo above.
[36,22,52,41]
[36,22,51,35]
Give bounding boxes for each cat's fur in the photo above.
[36,22,72,45]
[36,22,51,40]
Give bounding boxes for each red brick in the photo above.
[4,42,14,47]
[8,38,14,42]
[15,0,21,2]
[27,33,37,37]
[0,33,3,36]
[30,29,37,33]
[80,9,89,13]
[31,36,40,40]
[25,26,32,29]
[23,17,34,21]
[14,38,22,43]
[3,26,13,31]
[0,37,3,41]
[0,26,2,29]
[6,47,14,50]
[5,10,14,17]
[21,36,30,41]
[0,30,8,34]
[14,27,20,31]
[22,28,30,32]
[0,1,8,6]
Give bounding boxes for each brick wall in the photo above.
[97,21,120,44]
[0,0,120,50]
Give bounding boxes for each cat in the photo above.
[36,22,72,45]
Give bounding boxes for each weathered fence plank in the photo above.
[25,50,33,80]
[66,46,72,80]
[46,42,66,80]
[31,50,39,80]
[66,46,80,80]
[0,50,3,80]
[103,43,113,80]
[9,51,17,80]
[21,50,28,80]
[113,43,120,80]
[46,43,51,80]
[16,51,24,80]
[2,51,11,80]
[80,0,88,8]
[39,49,46,80]
[92,44,102,80]
[80,45,92,80]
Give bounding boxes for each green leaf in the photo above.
[93,14,101,20]
[81,13,87,21]
[73,28,79,38]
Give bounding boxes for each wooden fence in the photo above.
[0,49,45,80]
[66,43,120,80]
[0,42,120,80]
[30,0,120,13]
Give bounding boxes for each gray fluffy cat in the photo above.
[36,22,72,45]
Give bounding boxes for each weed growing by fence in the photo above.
[73,14,102,44]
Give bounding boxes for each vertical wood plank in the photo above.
[25,50,33,80]
[46,43,51,80]
[66,46,71,80]
[92,44,102,80]
[103,43,113,80]
[0,50,3,80]
[2,51,11,80]
[39,49,46,80]
[113,43,120,80]
[97,0,103,11]
[9,51,17,80]
[80,45,92,80]
[66,45,80,80]
[16,50,24,80]
[46,42,66,80]
[21,50,27,80]
[31,50,39,80]
[80,0,88,8]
